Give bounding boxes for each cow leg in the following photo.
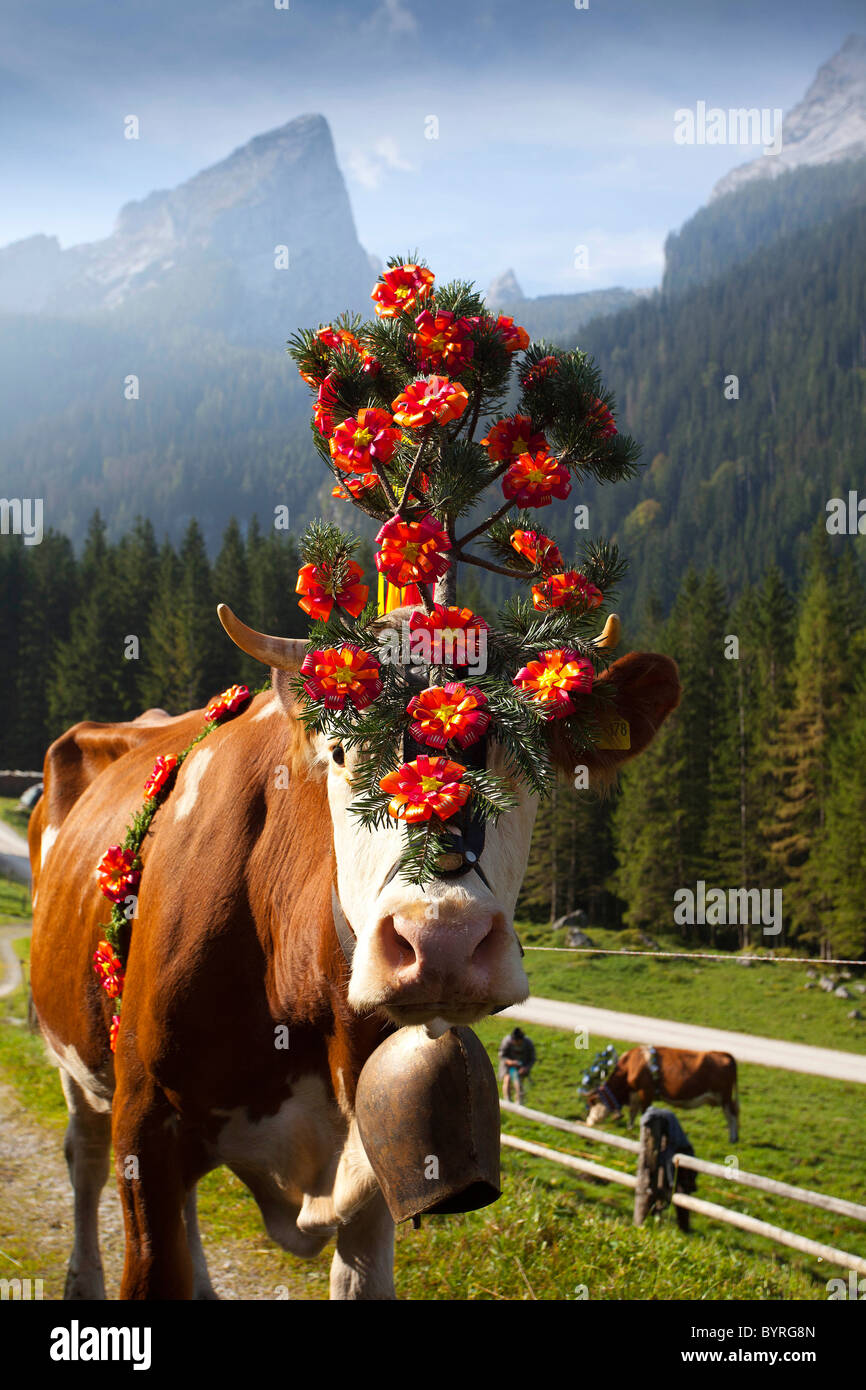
[113,1080,194,1300]
[329,1189,395,1301]
[724,1097,739,1144]
[60,1069,112,1300]
[184,1186,219,1300]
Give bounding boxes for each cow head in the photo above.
[584,1092,622,1126]
[218,604,680,1030]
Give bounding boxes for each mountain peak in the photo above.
[711,34,866,200]
[0,113,374,338]
[486,268,524,306]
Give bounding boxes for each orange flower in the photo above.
[412,309,475,373]
[330,408,401,474]
[481,414,547,464]
[372,263,435,319]
[493,314,530,352]
[205,685,250,721]
[521,354,559,389]
[380,755,471,823]
[513,649,594,719]
[510,529,563,573]
[96,846,141,904]
[143,754,178,799]
[407,682,491,750]
[109,1013,121,1053]
[314,372,339,437]
[375,513,451,587]
[300,645,383,711]
[392,376,469,429]
[531,571,603,613]
[296,559,369,621]
[93,940,126,999]
[502,451,571,507]
[586,396,617,438]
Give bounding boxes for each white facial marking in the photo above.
[173,747,215,821]
[40,824,61,867]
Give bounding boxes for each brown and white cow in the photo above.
[584,1046,739,1141]
[28,604,680,1300]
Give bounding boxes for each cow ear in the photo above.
[552,651,681,789]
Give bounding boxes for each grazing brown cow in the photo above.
[585,1046,739,1141]
[29,606,680,1300]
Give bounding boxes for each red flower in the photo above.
[300,645,383,711]
[109,1013,121,1053]
[296,559,369,621]
[481,414,547,464]
[96,846,141,904]
[521,354,559,389]
[330,408,401,474]
[391,376,469,429]
[93,939,126,999]
[502,451,571,508]
[375,513,451,587]
[409,603,489,639]
[143,754,178,800]
[314,372,339,438]
[379,755,471,823]
[493,314,530,352]
[372,263,435,319]
[412,309,475,373]
[315,325,359,352]
[531,571,603,613]
[510,529,563,573]
[513,649,594,719]
[205,685,250,721]
[586,396,617,438]
[407,683,491,750]
[331,471,380,500]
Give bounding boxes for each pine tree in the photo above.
[818,679,866,958]
[14,532,77,765]
[762,530,845,950]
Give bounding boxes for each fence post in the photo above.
[633,1116,653,1225]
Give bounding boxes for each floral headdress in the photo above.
[287,255,640,884]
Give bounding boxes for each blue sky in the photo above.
[1,0,862,295]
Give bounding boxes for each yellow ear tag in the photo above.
[597,716,631,750]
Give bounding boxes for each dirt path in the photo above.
[0,1079,317,1300]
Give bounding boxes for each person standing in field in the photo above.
[499,1026,537,1103]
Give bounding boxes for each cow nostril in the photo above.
[379,915,417,970]
[471,913,506,969]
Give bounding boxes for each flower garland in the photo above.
[91,683,255,1051]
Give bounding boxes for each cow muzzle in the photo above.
[348,900,528,1026]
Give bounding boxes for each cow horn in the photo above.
[593,613,621,651]
[217,604,308,670]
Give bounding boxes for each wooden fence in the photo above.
[500,1099,866,1277]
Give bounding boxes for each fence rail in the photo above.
[500,1099,866,1276]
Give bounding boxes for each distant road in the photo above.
[0,820,30,886]
[502,996,866,1085]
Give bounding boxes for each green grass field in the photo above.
[1,902,863,1299]
[0,795,31,838]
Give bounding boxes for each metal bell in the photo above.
[355,1025,501,1223]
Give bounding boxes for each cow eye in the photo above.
[330,745,345,766]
